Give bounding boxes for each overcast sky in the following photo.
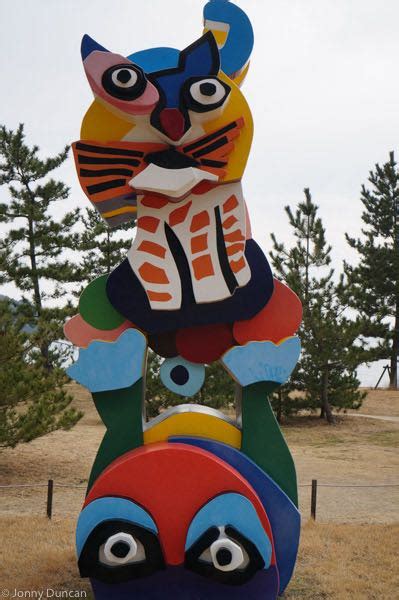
[1,0,398,260]
[1,0,397,384]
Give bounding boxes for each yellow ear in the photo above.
[202,71,254,182]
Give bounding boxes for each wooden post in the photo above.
[47,479,54,519]
[311,479,317,520]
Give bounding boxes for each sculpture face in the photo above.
[76,444,280,599]
[73,32,253,221]
[67,2,302,599]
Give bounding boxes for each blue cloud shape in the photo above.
[222,337,301,387]
[67,329,147,393]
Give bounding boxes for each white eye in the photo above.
[99,532,145,567]
[198,532,249,573]
[189,78,228,107]
[209,537,246,572]
[111,67,138,89]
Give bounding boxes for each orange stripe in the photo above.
[190,211,210,233]
[223,215,238,229]
[226,243,245,256]
[147,291,173,302]
[139,262,170,284]
[141,195,169,209]
[138,216,160,233]
[207,141,235,161]
[191,234,208,254]
[138,240,167,259]
[223,195,239,214]
[169,201,192,226]
[193,255,215,280]
[224,230,245,243]
[85,184,132,203]
[230,257,246,273]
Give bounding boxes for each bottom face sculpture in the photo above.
[76,443,285,599]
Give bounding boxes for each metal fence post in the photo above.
[311,479,318,520]
[46,479,54,519]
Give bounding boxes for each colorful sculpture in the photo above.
[66,1,303,597]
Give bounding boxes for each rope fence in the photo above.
[1,479,399,521]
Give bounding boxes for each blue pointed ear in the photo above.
[182,32,220,76]
[81,34,109,61]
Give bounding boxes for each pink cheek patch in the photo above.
[84,50,159,115]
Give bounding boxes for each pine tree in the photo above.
[270,189,366,423]
[76,208,134,291]
[0,298,82,448]
[345,152,399,389]
[0,124,81,368]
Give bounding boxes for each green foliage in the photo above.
[344,152,399,389]
[145,351,235,419]
[0,124,81,368]
[75,208,134,293]
[270,189,366,422]
[0,299,82,448]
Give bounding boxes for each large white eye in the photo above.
[102,64,146,100]
[210,537,246,572]
[111,67,138,89]
[187,78,230,111]
[197,529,249,572]
[99,532,145,567]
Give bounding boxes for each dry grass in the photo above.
[349,388,399,417]
[0,517,398,600]
[0,516,91,596]
[286,521,399,599]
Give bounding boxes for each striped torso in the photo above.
[128,182,251,311]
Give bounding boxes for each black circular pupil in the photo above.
[216,548,233,566]
[170,365,189,386]
[199,82,217,96]
[116,69,133,84]
[111,541,131,558]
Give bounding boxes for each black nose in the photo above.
[145,149,199,170]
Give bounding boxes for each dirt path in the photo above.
[347,412,399,423]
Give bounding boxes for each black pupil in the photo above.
[111,541,131,558]
[216,548,233,567]
[199,82,217,96]
[116,69,133,84]
[170,365,189,386]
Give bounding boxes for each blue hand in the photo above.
[222,337,301,387]
[67,329,147,393]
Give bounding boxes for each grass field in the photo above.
[0,387,398,597]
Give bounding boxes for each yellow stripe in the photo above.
[102,206,138,218]
[144,413,241,448]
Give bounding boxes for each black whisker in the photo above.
[192,137,228,159]
[182,121,237,154]
[78,155,140,167]
[200,159,227,168]
[86,179,127,195]
[80,168,133,178]
[76,142,144,157]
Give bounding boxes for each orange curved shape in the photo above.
[64,314,133,348]
[233,279,302,344]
